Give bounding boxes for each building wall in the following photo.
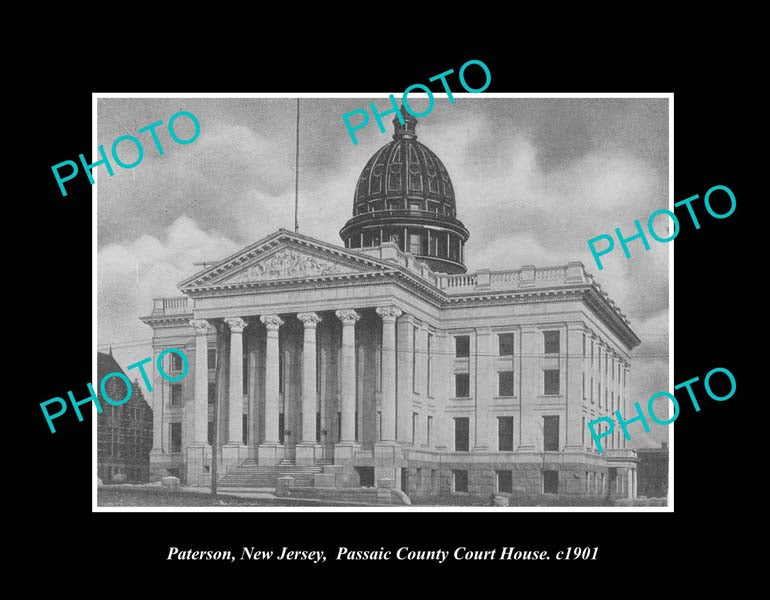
[97,355,153,484]
[145,285,637,496]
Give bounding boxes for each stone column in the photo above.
[375,306,402,487]
[565,324,585,451]
[296,312,322,465]
[183,319,210,485]
[247,337,258,457]
[150,346,164,453]
[396,314,415,444]
[335,310,360,462]
[376,307,401,443]
[189,319,210,446]
[632,468,637,499]
[222,317,246,467]
[627,467,633,499]
[258,314,284,466]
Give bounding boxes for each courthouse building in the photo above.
[141,109,641,499]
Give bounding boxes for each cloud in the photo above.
[98,216,239,370]
[97,98,670,446]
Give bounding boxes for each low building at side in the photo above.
[637,443,669,499]
[97,351,154,483]
[141,110,642,500]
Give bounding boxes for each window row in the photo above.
[451,469,561,494]
[453,369,559,398]
[454,331,559,358]
[355,199,455,216]
[453,415,560,452]
[348,228,463,261]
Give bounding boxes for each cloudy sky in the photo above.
[97,95,670,447]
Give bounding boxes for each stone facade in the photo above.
[140,231,641,499]
[139,112,641,501]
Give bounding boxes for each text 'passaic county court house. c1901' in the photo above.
[141,109,643,500]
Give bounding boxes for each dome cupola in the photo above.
[339,106,469,274]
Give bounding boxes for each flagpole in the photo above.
[294,99,300,233]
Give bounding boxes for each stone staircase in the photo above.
[217,459,323,488]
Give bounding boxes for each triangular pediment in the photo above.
[178,229,397,291]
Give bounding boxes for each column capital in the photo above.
[297,312,322,327]
[189,319,209,334]
[376,306,402,322]
[260,314,284,330]
[224,316,247,333]
[335,309,361,325]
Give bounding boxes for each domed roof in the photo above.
[340,107,469,275]
[353,109,456,216]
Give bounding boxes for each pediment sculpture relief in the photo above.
[229,248,344,282]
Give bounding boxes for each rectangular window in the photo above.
[498,371,514,397]
[455,373,470,398]
[316,412,321,443]
[582,333,586,357]
[170,383,183,406]
[337,412,342,442]
[498,416,514,451]
[544,331,560,354]
[427,416,432,446]
[544,369,560,395]
[454,417,469,452]
[170,422,182,452]
[543,415,559,451]
[208,421,213,445]
[170,351,183,372]
[409,232,421,254]
[279,413,285,444]
[243,414,248,444]
[543,470,559,494]
[453,470,469,493]
[208,382,216,404]
[207,348,216,369]
[455,335,470,358]
[497,471,513,494]
[412,412,418,444]
[498,333,514,356]
[611,358,615,381]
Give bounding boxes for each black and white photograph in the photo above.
[94,95,671,510]
[21,31,753,586]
